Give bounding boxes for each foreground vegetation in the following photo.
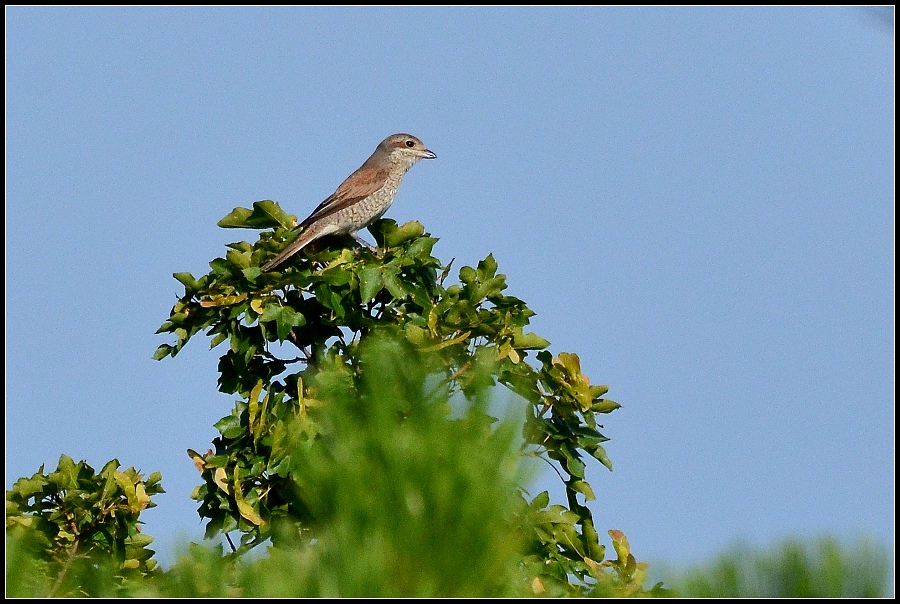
[7,518,890,597]
[6,207,891,597]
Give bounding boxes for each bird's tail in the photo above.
[261,227,321,272]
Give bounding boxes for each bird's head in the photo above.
[380,133,437,166]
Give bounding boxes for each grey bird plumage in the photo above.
[262,133,436,272]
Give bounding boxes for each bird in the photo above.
[261,133,436,272]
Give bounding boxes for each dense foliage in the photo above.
[6,456,163,596]
[5,200,891,597]
[152,200,637,594]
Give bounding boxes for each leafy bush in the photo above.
[6,456,163,597]
[153,202,636,594]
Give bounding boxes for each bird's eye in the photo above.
[405,140,415,147]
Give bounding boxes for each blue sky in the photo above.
[6,6,894,579]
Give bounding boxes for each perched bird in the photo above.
[262,133,436,272]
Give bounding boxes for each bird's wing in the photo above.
[299,163,389,227]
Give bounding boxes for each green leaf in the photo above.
[591,398,621,413]
[217,200,296,229]
[383,267,411,299]
[152,344,175,360]
[242,266,263,281]
[259,303,283,323]
[200,292,247,308]
[226,248,251,269]
[405,235,438,259]
[9,476,47,499]
[99,461,120,502]
[271,306,306,342]
[477,253,498,280]
[513,332,551,350]
[209,258,234,276]
[48,455,80,490]
[589,384,610,398]
[555,352,582,376]
[236,497,265,527]
[358,266,385,303]
[210,332,228,349]
[570,479,596,501]
[233,468,266,526]
[404,323,430,345]
[384,220,425,247]
[320,264,353,287]
[146,471,163,487]
[173,272,199,293]
[530,491,551,510]
[459,265,476,286]
[589,444,613,471]
[125,531,154,548]
[564,453,586,479]
[214,414,244,439]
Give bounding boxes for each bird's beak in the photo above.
[421,149,437,160]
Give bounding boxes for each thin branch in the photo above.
[537,454,567,485]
